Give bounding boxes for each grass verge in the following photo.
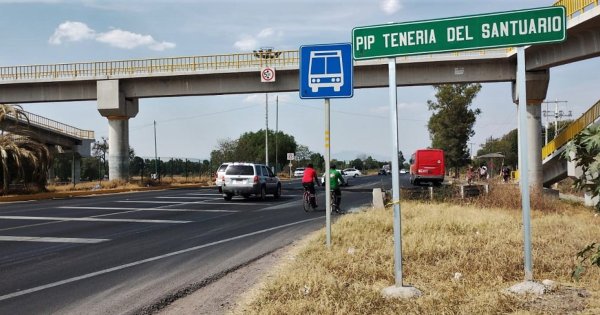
[237,201,600,314]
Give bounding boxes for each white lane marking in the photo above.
[0,216,190,224]
[0,236,109,244]
[0,216,321,301]
[156,197,211,199]
[118,201,187,204]
[58,206,237,213]
[201,202,266,205]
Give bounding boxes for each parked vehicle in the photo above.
[409,149,445,186]
[293,167,305,177]
[399,169,408,174]
[222,162,281,200]
[321,170,350,186]
[343,168,362,177]
[215,162,231,193]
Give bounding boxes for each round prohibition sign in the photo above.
[261,67,275,82]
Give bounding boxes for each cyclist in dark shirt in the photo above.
[301,164,320,208]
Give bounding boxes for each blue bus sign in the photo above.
[299,43,353,99]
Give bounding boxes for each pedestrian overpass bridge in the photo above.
[0,0,599,184]
[1,107,94,154]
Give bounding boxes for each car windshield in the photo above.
[225,165,254,175]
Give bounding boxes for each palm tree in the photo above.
[0,104,51,194]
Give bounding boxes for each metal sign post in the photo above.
[324,98,331,248]
[388,58,403,286]
[516,47,533,281]
[299,43,353,249]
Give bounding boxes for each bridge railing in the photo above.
[4,108,95,140]
[554,0,599,18]
[0,0,594,83]
[542,98,600,159]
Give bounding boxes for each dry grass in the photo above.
[44,175,214,193]
[238,201,600,315]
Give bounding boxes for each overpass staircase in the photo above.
[0,107,95,156]
[542,99,600,186]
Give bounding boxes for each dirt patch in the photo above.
[511,285,590,314]
[153,240,305,315]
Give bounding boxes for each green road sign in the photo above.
[352,6,566,60]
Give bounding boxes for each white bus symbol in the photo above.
[308,50,344,93]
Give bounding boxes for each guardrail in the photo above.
[4,108,95,140]
[542,99,600,159]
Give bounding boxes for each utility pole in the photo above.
[154,120,158,179]
[265,93,269,166]
[469,142,475,159]
[542,100,571,142]
[275,95,279,173]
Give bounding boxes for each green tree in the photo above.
[427,84,482,176]
[398,151,406,169]
[564,124,600,211]
[477,129,518,171]
[309,153,325,171]
[210,130,298,168]
[565,125,600,280]
[350,158,364,170]
[363,156,379,170]
[295,144,311,164]
[0,104,51,193]
[210,138,237,166]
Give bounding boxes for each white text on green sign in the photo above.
[352,6,566,60]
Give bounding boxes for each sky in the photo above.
[1,0,598,163]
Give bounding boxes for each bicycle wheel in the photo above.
[303,192,312,212]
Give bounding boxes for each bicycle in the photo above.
[330,190,344,214]
[303,186,317,212]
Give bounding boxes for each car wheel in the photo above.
[274,184,281,199]
[223,193,233,201]
[241,193,251,199]
[260,185,266,201]
[354,174,358,178]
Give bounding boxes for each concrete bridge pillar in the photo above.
[71,153,81,184]
[512,70,549,189]
[97,80,139,181]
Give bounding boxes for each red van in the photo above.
[409,149,445,186]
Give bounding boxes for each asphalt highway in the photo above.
[0,174,406,314]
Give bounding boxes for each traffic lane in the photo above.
[0,217,324,315]
[0,189,327,311]
[0,183,370,314]
[0,194,298,271]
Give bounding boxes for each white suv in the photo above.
[222,163,281,201]
[215,162,231,193]
[293,167,305,177]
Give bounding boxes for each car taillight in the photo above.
[254,176,259,183]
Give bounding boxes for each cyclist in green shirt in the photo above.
[328,164,346,213]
